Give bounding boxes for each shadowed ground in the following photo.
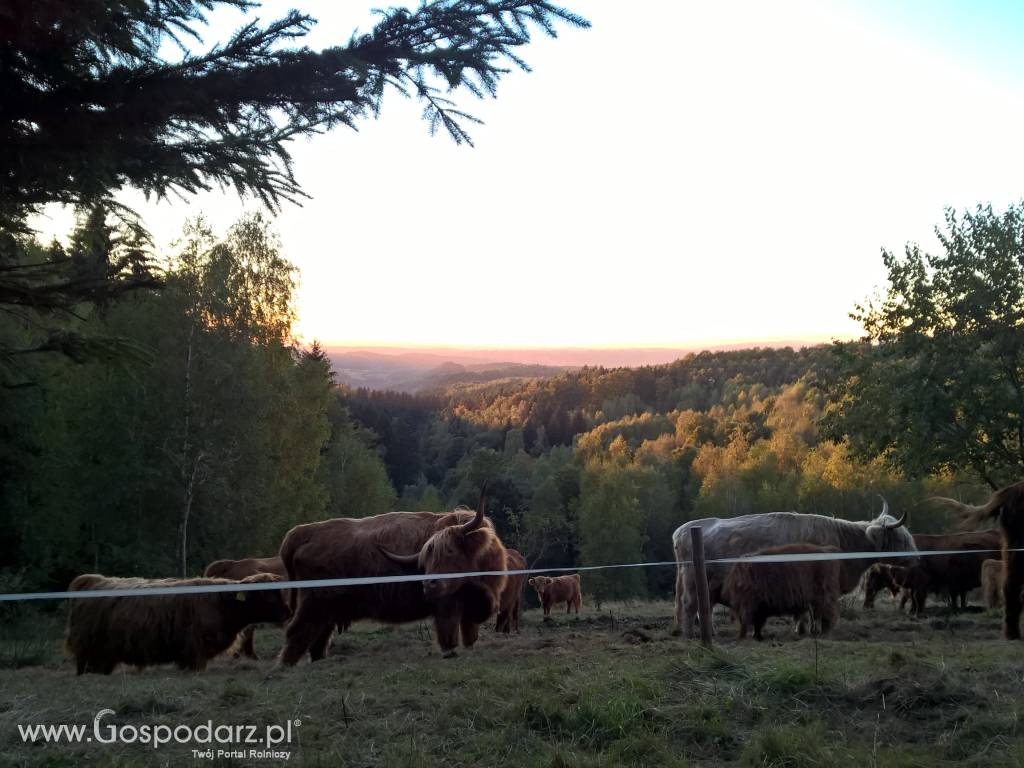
[0,595,1020,767]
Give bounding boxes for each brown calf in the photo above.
[863,563,906,609]
[528,574,582,617]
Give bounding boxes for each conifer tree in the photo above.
[0,0,588,368]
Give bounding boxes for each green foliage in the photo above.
[0,214,396,588]
[319,396,398,519]
[578,463,647,602]
[829,202,1024,488]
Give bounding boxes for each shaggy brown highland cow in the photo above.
[721,544,841,641]
[279,489,507,663]
[66,573,290,674]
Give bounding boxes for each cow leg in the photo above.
[736,618,749,640]
[672,565,687,636]
[911,590,925,618]
[236,625,257,660]
[753,614,767,641]
[309,624,334,661]
[681,572,700,639]
[279,596,331,667]
[434,599,461,658]
[1004,551,1023,640]
[461,615,480,648]
[819,602,836,635]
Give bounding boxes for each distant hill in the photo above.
[324,341,822,392]
[325,349,570,392]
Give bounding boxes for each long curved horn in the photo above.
[459,481,488,535]
[924,494,999,530]
[879,496,908,529]
[378,545,421,569]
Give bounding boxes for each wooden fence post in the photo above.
[690,525,713,647]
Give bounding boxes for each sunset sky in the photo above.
[35,0,1024,350]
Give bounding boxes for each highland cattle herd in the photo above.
[58,482,1024,675]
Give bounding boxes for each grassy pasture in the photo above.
[1,595,1023,767]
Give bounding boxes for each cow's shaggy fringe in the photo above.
[65,573,290,674]
[722,544,842,641]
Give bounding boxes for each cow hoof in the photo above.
[442,649,458,659]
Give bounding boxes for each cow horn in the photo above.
[923,494,998,531]
[459,481,488,535]
[378,546,421,569]
[880,496,908,529]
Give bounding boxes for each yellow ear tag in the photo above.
[235,592,247,602]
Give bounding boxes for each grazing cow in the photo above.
[278,491,507,663]
[65,573,290,675]
[892,564,931,617]
[929,485,1024,639]
[721,544,842,640]
[982,559,1003,609]
[905,530,1002,613]
[496,548,527,633]
[204,556,290,660]
[672,498,916,637]
[203,557,350,660]
[863,563,906,609]
[527,574,582,617]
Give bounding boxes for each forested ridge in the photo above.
[339,344,986,603]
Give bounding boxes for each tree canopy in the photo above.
[827,202,1024,488]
